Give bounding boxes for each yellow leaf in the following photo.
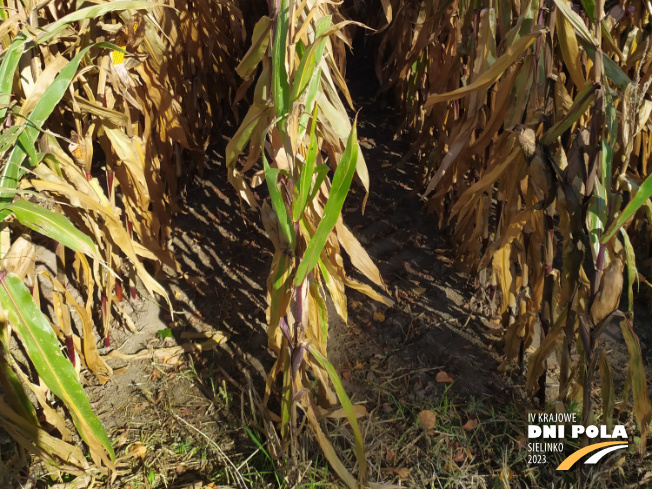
[327,404,369,420]
[336,218,387,291]
[557,7,585,89]
[129,442,147,459]
[380,467,411,480]
[425,27,546,107]
[492,244,513,315]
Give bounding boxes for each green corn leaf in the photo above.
[0,2,157,101]
[289,16,332,104]
[263,154,296,250]
[3,200,99,259]
[0,125,25,154]
[602,172,652,243]
[17,130,38,166]
[307,165,330,203]
[293,105,320,222]
[0,273,114,465]
[0,32,27,122]
[579,0,624,57]
[272,0,291,119]
[619,229,638,312]
[309,346,367,486]
[294,118,358,286]
[298,66,323,138]
[579,0,596,19]
[581,41,631,90]
[541,84,596,146]
[0,42,119,220]
[587,179,607,260]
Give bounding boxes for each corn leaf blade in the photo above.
[4,200,98,259]
[0,273,114,465]
[294,119,358,285]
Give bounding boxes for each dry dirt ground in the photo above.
[3,38,652,489]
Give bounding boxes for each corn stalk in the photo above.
[227,1,392,486]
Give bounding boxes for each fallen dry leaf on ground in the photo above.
[373,310,386,322]
[129,442,147,459]
[436,371,454,382]
[462,418,478,431]
[453,447,466,463]
[381,467,411,480]
[418,409,437,435]
[326,404,369,419]
[385,449,396,464]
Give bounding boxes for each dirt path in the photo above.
[328,38,520,407]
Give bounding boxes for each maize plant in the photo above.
[376,0,652,451]
[0,0,243,475]
[227,1,393,486]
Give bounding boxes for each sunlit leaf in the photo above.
[294,118,359,285]
[0,273,114,466]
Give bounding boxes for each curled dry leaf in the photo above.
[128,442,147,459]
[462,418,479,431]
[418,409,437,435]
[436,371,454,383]
[385,448,395,464]
[380,467,411,480]
[453,447,466,463]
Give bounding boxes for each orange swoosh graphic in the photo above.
[557,441,627,470]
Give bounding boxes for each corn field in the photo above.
[1,0,652,487]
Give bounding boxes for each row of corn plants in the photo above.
[227,1,393,486]
[373,0,652,451]
[0,0,386,485]
[0,0,243,478]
